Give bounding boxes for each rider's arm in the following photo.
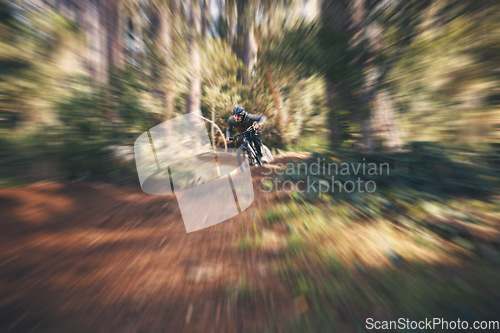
[248,113,266,126]
[257,114,266,126]
[226,119,233,138]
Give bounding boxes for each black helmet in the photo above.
[232,106,246,117]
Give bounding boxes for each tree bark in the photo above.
[226,0,237,51]
[253,16,286,142]
[242,0,259,86]
[202,0,210,39]
[101,0,123,77]
[97,0,124,123]
[369,90,402,149]
[156,2,175,120]
[265,67,285,134]
[186,0,202,114]
[325,80,342,148]
[321,1,350,149]
[352,0,402,151]
[321,0,402,151]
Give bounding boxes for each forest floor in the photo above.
[1,153,499,332]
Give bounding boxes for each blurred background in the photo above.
[0,0,499,332]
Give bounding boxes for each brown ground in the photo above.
[0,155,305,333]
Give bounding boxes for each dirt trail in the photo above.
[0,154,305,333]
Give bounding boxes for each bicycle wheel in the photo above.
[237,146,253,170]
[249,144,262,166]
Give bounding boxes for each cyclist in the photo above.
[226,106,266,158]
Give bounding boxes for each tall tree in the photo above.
[150,0,176,120]
[254,22,286,138]
[320,0,413,151]
[100,0,124,78]
[226,0,237,51]
[256,0,309,141]
[320,0,353,149]
[351,0,402,151]
[242,0,259,85]
[232,0,259,85]
[186,0,202,114]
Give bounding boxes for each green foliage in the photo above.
[0,1,84,130]
[109,68,156,136]
[1,0,499,186]
[279,145,497,202]
[383,1,500,150]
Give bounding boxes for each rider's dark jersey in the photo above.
[226,113,266,138]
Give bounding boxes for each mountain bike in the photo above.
[229,122,273,169]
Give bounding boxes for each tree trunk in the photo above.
[235,1,245,83]
[265,67,285,134]
[353,0,401,151]
[321,0,402,151]
[252,17,285,142]
[102,0,123,77]
[83,1,105,83]
[325,80,342,148]
[369,90,402,149]
[242,0,259,86]
[202,0,210,39]
[226,0,237,51]
[321,1,350,149]
[98,0,124,123]
[211,101,215,148]
[186,1,202,114]
[156,2,175,120]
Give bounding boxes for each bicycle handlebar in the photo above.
[228,123,260,141]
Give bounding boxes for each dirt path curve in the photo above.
[0,153,308,333]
